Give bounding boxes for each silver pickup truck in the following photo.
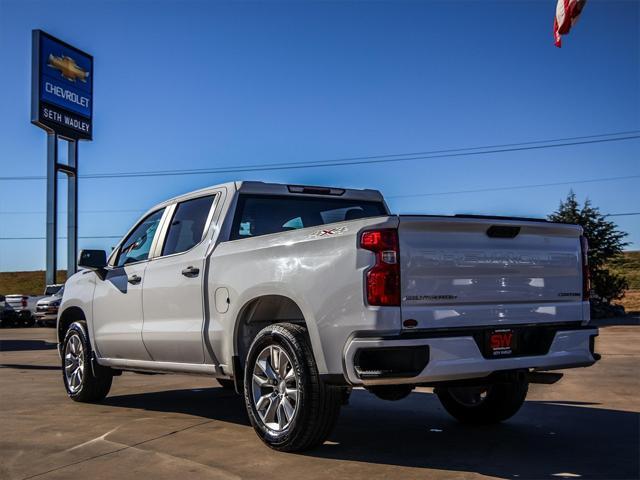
[58,181,598,451]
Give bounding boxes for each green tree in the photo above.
[548,191,629,304]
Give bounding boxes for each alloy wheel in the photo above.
[251,345,299,431]
[64,334,85,394]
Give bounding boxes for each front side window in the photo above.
[115,209,165,267]
[230,195,387,240]
[161,195,215,256]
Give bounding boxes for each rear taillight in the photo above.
[580,236,590,301]
[360,229,400,306]
[21,297,28,308]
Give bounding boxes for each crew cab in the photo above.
[57,181,598,451]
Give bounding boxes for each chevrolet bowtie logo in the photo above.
[47,54,89,83]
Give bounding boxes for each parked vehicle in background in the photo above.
[44,284,64,296]
[3,295,38,327]
[0,295,6,326]
[1,285,63,327]
[36,286,65,327]
[57,181,599,452]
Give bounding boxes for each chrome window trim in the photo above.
[148,192,220,262]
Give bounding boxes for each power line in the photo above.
[386,175,640,199]
[1,130,639,181]
[0,236,121,240]
[0,210,141,215]
[2,174,638,217]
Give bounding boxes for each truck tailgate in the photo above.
[398,215,587,329]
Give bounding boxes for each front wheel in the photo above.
[244,323,342,452]
[435,380,528,424]
[62,322,113,402]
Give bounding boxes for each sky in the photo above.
[0,0,638,272]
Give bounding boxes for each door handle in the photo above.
[181,266,200,277]
[127,274,142,285]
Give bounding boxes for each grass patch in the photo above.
[608,251,640,290]
[0,271,67,296]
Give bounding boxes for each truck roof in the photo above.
[152,181,385,210]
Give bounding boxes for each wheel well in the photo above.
[58,307,86,344]
[234,295,306,369]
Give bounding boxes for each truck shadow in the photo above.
[104,387,639,479]
[0,339,58,352]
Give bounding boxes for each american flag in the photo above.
[554,0,587,47]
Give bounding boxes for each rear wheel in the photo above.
[62,322,112,402]
[435,380,528,424]
[244,323,342,452]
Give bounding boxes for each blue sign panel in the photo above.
[31,30,93,140]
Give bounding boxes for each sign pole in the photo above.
[46,133,58,286]
[66,140,78,276]
[32,30,92,287]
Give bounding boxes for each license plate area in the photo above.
[486,328,518,358]
[475,326,558,359]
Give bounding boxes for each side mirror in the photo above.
[78,249,107,270]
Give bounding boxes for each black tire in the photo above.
[217,378,236,390]
[435,380,528,424]
[22,315,35,328]
[243,323,342,452]
[62,322,113,402]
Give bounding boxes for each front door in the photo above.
[142,194,217,364]
[92,208,165,360]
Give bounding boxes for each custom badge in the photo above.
[308,226,348,238]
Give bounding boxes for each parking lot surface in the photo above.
[1,323,638,480]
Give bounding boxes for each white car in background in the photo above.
[35,286,65,327]
[57,181,599,451]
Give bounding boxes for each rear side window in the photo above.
[162,195,215,256]
[230,195,387,240]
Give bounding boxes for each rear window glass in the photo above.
[230,195,387,240]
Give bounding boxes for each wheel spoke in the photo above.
[263,394,279,424]
[284,366,295,381]
[255,393,271,412]
[252,373,269,388]
[280,396,295,421]
[285,387,298,403]
[277,352,288,378]
[277,403,286,430]
[257,358,278,381]
[269,346,280,380]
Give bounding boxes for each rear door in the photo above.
[398,216,585,329]
[141,193,218,363]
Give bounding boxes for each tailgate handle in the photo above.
[486,225,520,238]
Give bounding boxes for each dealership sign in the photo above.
[31,30,93,140]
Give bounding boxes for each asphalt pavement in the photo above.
[0,321,638,480]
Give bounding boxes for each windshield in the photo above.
[44,285,63,295]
